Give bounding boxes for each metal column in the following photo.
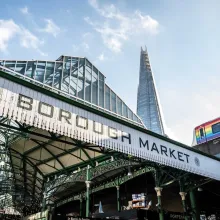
[155,187,164,220]
[42,192,47,212]
[116,186,120,212]
[179,180,188,220]
[80,198,83,217]
[189,190,199,220]
[179,192,188,220]
[85,165,91,217]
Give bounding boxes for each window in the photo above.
[45,62,55,86]
[99,80,104,108]
[85,69,91,102]
[26,61,36,78]
[54,62,62,89]
[35,62,46,83]
[92,76,98,105]
[111,91,116,113]
[212,122,220,134]
[62,58,71,93]
[117,97,122,116]
[105,85,110,110]
[122,102,128,118]
[128,108,133,120]
[5,61,16,71]
[15,61,27,74]
[199,128,204,138]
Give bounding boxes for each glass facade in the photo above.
[0,56,143,126]
[137,48,165,135]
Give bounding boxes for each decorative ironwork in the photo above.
[56,166,155,207]
[91,159,139,179]
[46,158,138,194]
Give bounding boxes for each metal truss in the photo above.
[56,166,155,207]
[0,116,214,215]
[0,117,127,213]
[45,158,140,194]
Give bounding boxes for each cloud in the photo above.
[0,19,20,52]
[97,53,106,61]
[39,19,61,37]
[0,19,47,56]
[82,32,93,39]
[37,50,48,57]
[20,6,29,15]
[82,42,89,50]
[20,29,44,49]
[72,42,90,54]
[72,44,79,52]
[86,0,159,53]
[73,32,93,54]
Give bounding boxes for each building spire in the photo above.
[137,47,165,135]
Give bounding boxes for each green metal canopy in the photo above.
[0,58,220,216]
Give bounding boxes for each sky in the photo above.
[0,0,220,145]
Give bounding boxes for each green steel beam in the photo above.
[31,139,65,169]
[10,148,44,177]
[116,186,120,212]
[23,135,63,156]
[38,141,86,164]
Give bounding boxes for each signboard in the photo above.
[0,77,220,180]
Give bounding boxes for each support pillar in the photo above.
[116,186,120,212]
[85,165,91,217]
[189,190,199,220]
[42,192,47,212]
[179,192,188,220]
[85,181,91,217]
[155,187,164,220]
[80,198,82,217]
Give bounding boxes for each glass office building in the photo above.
[137,47,165,135]
[0,55,143,127]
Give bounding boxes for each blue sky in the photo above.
[0,0,220,145]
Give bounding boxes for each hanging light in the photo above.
[127,167,132,176]
[197,187,203,192]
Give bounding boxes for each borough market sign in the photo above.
[0,77,220,180]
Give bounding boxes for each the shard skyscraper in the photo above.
[137,47,165,135]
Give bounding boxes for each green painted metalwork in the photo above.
[116,186,120,212]
[179,180,189,220]
[157,196,164,220]
[42,194,46,212]
[56,166,155,207]
[154,169,164,220]
[181,199,188,220]
[80,199,82,216]
[86,185,90,217]
[189,190,199,220]
[0,66,219,215]
[86,166,91,217]
[46,158,139,194]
